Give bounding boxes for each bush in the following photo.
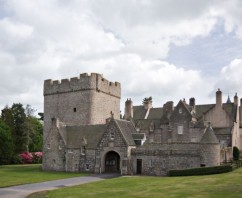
[168,165,232,176]
[19,151,42,164]
[233,146,240,161]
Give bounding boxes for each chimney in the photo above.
[234,93,238,106]
[124,98,133,120]
[216,89,222,107]
[143,97,153,110]
[189,97,195,107]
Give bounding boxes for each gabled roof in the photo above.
[114,119,136,146]
[66,125,106,149]
[147,108,163,119]
[195,104,215,119]
[200,125,219,144]
[133,106,147,119]
[195,103,237,121]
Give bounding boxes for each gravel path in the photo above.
[0,174,119,198]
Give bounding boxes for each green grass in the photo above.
[0,164,88,187]
[29,167,242,198]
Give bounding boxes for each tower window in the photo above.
[73,108,77,112]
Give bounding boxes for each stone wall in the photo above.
[42,126,65,171]
[97,120,131,175]
[200,143,220,167]
[131,143,201,175]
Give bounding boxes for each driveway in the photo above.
[0,174,120,198]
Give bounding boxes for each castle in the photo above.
[42,73,242,176]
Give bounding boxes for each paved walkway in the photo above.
[0,174,120,198]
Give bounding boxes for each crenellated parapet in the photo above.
[44,73,121,98]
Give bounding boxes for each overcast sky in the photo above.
[1,0,242,115]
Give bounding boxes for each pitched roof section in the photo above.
[147,108,163,119]
[213,127,232,135]
[133,106,147,119]
[132,133,145,140]
[66,125,106,149]
[195,104,215,119]
[114,119,136,146]
[200,125,219,144]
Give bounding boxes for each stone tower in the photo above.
[44,73,121,125]
[200,123,220,167]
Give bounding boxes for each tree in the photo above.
[11,103,28,153]
[25,105,43,152]
[0,120,14,164]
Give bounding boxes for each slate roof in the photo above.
[195,104,214,119]
[115,119,136,146]
[133,106,147,119]
[65,125,106,149]
[132,133,145,140]
[195,103,237,121]
[134,119,161,130]
[200,125,219,144]
[213,127,232,135]
[147,108,163,119]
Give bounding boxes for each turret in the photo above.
[124,98,133,120]
[200,122,220,167]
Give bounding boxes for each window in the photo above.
[68,149,73,153]
[73,108,77,112]
[110,131,115,140]
[47,144,51,149]
[179,108,183,114]
[81,146,86,155]
[177,125,183,134]
[86,164,89,171]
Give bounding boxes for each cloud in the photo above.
[0,0,242,113]
[214,59,242,98]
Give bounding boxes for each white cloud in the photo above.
[0,0,242,112]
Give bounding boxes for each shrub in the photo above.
[168,165,232,176]
[233,146,240,161]
[32,152,43,164]
[19,152,33,164]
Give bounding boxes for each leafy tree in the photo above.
[0,120,14,164]
[11,103,28,153]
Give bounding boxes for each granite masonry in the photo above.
[42,73,242,176]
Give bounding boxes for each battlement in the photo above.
[44,73,121,98]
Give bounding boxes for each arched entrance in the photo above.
[105,151,120,173]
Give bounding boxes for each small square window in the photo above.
[110,132,115,140]
[73,108,77,112]
[86,164,89,171]
[177,125,183,134]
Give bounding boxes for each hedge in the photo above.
[168,165,232,176]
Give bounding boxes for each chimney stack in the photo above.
[216,89,222,107]
[234,93,238,106]
[189,97,195,107]
[124,98,133,120]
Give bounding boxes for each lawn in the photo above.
[0,164,88,187]
[29,167,242,198]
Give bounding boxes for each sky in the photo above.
[0,0,242,115]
